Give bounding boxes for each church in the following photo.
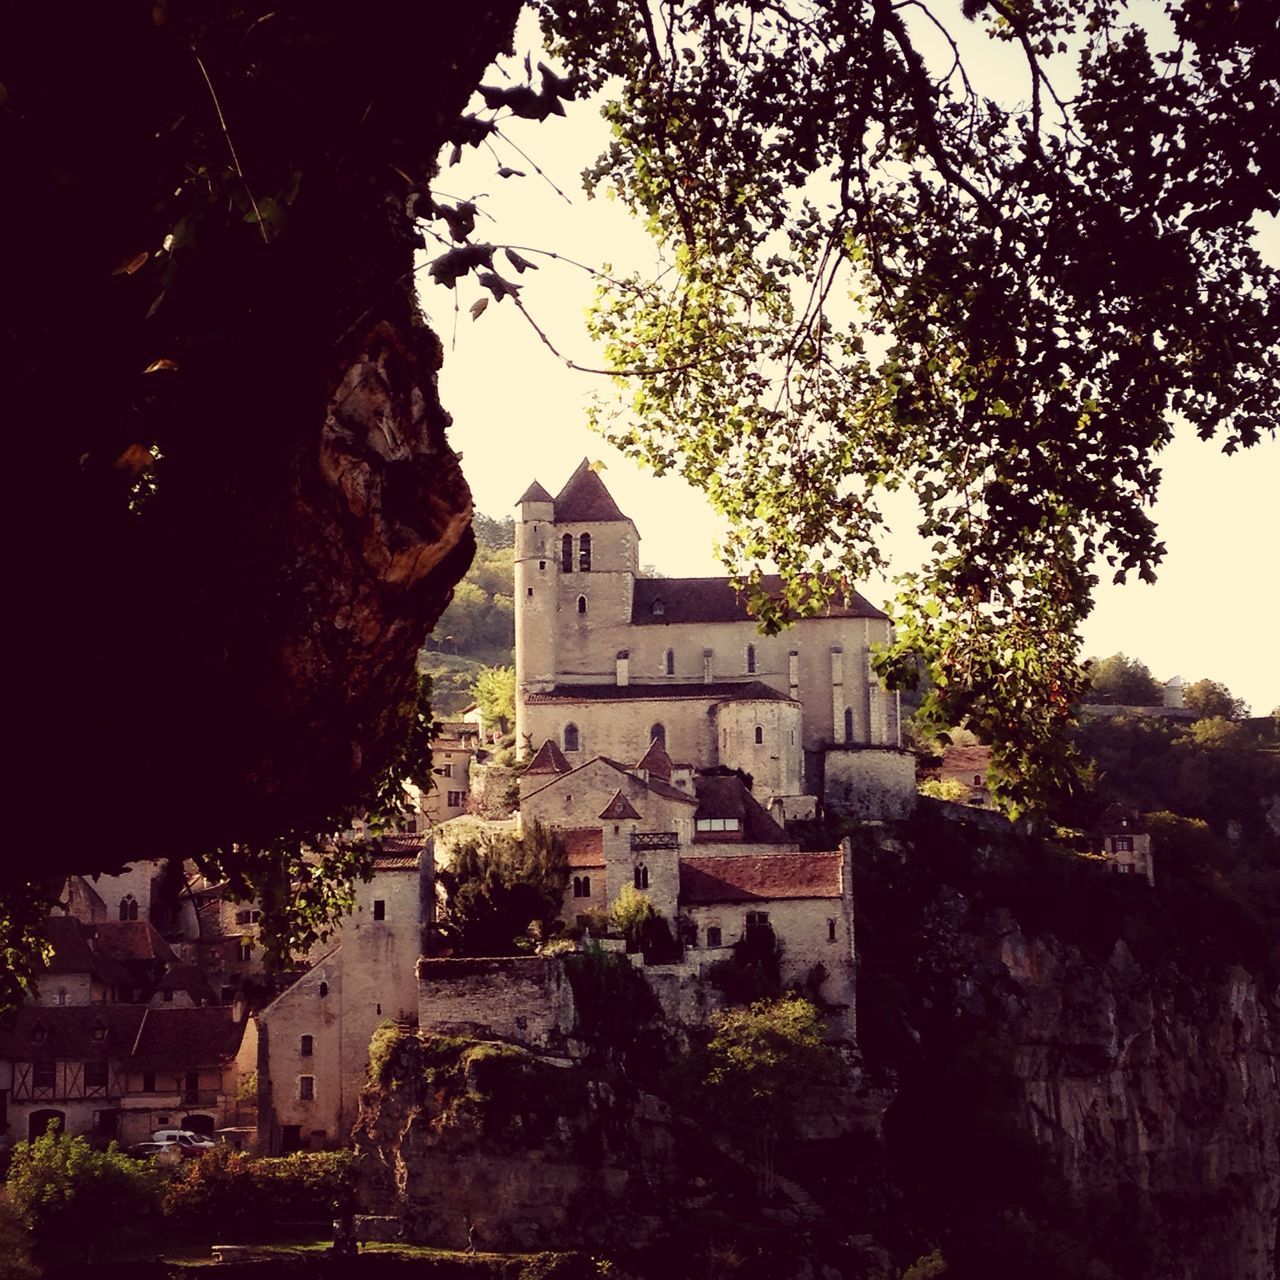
[514,459,915,819]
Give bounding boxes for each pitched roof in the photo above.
[516,480,554,505]
[522,754,697,808]
[599,789,642,820]
[524,738,572,775]
[156,964,218,1003]
[525,680,795,705]
[679,852,843,904]
[632,575,886,625]
[693,775,790,843]
[91,920,177,965]
[558,827,605,867]
[42,916,107,976]
[635,738,674,780]
[129,1007,248,1069]
[0,1005,148,1062]
[553,459,631,523]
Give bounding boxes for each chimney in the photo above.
[616,650,630,687]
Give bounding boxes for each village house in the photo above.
[255,846,427,1152]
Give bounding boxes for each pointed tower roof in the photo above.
[524,738,572,775]
[635,737,674,781]
[553,459,630,523]
[599,789,643,820]
[517,480,554,505]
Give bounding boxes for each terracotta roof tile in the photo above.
[632,576,886,624]
[636,738,674,780]
[599,789,642,820]
[0,1006,148,1062]
[679,852,843,903]
[129,1006,248,1069]
[524,738,572,775]
[558,827,605,867]
[526,680,794,705]
[91,920,177,965]
[553,459,631,523]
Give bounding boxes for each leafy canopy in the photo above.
[1086,653,1164,707]
[489,0,1280,814]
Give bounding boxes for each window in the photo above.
[665,648,675,675]
[564,723,580,752]
[142,1072,156,1092]
[746,644,756,674]
[300,1035,313,1058]
[91,1023,107,1041]
[572,875,592,898]
[56,989,67,1006]
[237,941,252,962]
[318,981,329,998]
[844,707,854,743]
[828,918,837,942]
[754,725,763,745]
[695,817,742,832]
[163,988,173,1002]
[1112,836,1134,852]
[447,791,463,806]
[649,722,666,748]
[680,919,698,948]
[561,533,573,572]
[84,1061,108,1090]
[745,911,770,926]
[539,560,546,570]
[634,863,649,890]
[119,895,138,921]
[579,532,592,571]
[299,1076,315,1101]
[651,598,665,616]
[527,587,534,597]
[373,899,386,921]
[706,926,722,948]
[235,909,251,925]
[33,1062,55,1090]
[440,763,453,777]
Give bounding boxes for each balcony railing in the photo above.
[631,831,679,851]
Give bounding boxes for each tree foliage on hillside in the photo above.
[518,0,1279,814]
[470,665,517,734]
[435,820,568,954]
[1085,654,1164,707]
[1183,678,1250,721]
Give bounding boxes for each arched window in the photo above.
[579,532,592,571]
[754,725,763,745]
[573,875,592,899]
[564,723,580,752]
[318,981,329,998]
[577,595,588,614]
[634,864,649,890]
[665,648,675,675]
[844,707,854,743]
[119,895,138,922]
[746,643,756,674]
[649,723,666,748]
[561,533,573,572]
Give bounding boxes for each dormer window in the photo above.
[579,533,592,572]
[90,1023,107,1043]
[651,599,665,616]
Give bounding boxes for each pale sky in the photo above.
[427,10,1280,717]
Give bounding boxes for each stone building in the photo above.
[256,848,428,1152]
[514,459,914,815]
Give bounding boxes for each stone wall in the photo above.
[417,956,577,1054]
[823,745,916,819]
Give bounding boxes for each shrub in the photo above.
[0,1193,37,1280]
[609,884,655,949]
[5,1128,160,1258]
[162,1148,354,1233]
[919,778,971,802]
[367,1019,404,1082]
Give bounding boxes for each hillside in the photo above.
[418,512,515,714]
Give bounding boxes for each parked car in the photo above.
[127,1141,182,1162]
[151,1128,215,1147]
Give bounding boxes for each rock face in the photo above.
[354,1036,683,1253]
[1003,931,1279,1280]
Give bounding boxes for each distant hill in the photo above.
[419,513,515,714]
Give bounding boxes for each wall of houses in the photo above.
[523,761,695,839]
[418,956,577,1053]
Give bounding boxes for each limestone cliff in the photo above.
[358,812,1280,1280]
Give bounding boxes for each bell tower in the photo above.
[514,480,556,759]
